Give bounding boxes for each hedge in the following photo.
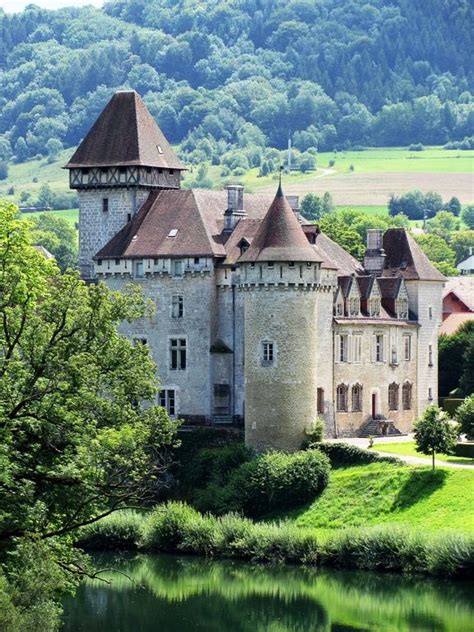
[453,443,474,458]
[311,442,401,467]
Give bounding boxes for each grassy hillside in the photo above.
[2,146,472,211]
[281,462,474,533]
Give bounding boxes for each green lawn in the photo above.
[373,441,474,465]
[281,462,474,533]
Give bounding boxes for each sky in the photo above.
[0,0,103,12]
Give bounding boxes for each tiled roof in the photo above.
[65,91,185,170]
[313,232,365,276]
[439,312,474,335]
[443,276,474,310]
[356,275,374,298]
[382,229,445,282]
[238,186,322,263]
[377,277,402,299]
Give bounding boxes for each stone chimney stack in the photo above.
[286,195,300,219]
[224,184,245,232]
[364,229,386,276]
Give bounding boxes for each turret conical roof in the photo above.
[238,185,321,263]
[65,90,185,170]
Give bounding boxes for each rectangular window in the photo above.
[102,198,108,213]
[173,260,183,277]
[317,388,324,414]
[339,335,348,362]
[375,334,384,363]
[428,306,433,320]
[428,387,433,401]
[262,341,274,365]
[404,335,411,361]
[428,344,433,366]
[353,335,362,363]
[134,260,144,278]
[159,389,176,416]
[171,295,184,319]
[170,338,186,370]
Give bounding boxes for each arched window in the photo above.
[388,383,399,411]
[402,382,412,410]
[352,383,363,412]
[336,384,348,412]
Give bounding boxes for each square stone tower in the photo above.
[64,90,185,279]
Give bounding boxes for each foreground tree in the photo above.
[413,406,459,470]
[0,202,178,630]
[455,395,474,440]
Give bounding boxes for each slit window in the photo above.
[102,198,109,213]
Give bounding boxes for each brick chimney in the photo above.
[364,229,386,275]
[224,184,245,232]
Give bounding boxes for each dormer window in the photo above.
[369,298,381,317]
[168,229,178,238]
[238,238,250,256]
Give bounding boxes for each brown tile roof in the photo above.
[238,186,322,263]
[65,91,185,170]
[439,312,474,335]
[337,276,353,298]
[356,275,374,298]
[313,232,365,276]
[382,229,445,282]
[443,276,474,310]
[377,277,402,299]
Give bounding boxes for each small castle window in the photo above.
[102,198,109,213]
[428,344,433,366]
[194,257,200,264]
[170,339,186,370]
[352,384,363,412]
[134,260,144,278]
[317,388,324,414]
[115,258,120,265]
[171,295,184,319]
[402,382,412,410]
[97,259,102,266]
[428,387,433,401]
[173,260,183,277]
[268,262,274,269]
[428,306,433,320]
[336,384,348,412]
[168,229,178,238]
[339,335,348,362]
[169,169,174,175]
[159,389,176,415]
[375,334,384,363]
[388,383,399,411]
[289,262,295,268]
[261,341,274,366]
[353,334,362,363]
[127,213,132,222]
[404,335,411,361]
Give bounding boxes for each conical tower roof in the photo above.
[238,185,322,263]
[65,90,185,170]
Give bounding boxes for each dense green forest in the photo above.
[0,0,473,169]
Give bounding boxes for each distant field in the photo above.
[1,146,472,210]
[21,208,78,228]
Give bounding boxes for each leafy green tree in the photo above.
[426,211,459,243]
[14,137,28,163]
[0,202,177,626]
[451,230,474,265]
[461,205,474,230]
[413,406,459,470]
[30,213,78,271]
[0,161,8,180]
[46,138,63,164]
[300,193,323,221]
[439,322,474,396]
[414,233,457,276]
[37,183,56,208]
[444,196,461,216]
[459,336,474,397]
[455,395,474,440]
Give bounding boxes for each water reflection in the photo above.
[62,553,474,632]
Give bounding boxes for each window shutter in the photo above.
[347,334,352,363]
[383,335,388,363]
[335,335,340,363]
[371,335,376,363]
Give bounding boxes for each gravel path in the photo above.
[328,436,474,470]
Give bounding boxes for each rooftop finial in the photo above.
[277,165,283,197]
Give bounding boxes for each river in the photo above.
[61,552,474,631]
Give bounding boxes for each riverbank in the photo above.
[77,500,473,578]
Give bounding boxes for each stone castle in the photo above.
[66,90,445,451]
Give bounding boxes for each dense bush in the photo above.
[76,511,143,550]
[312,442,400,468]
[455,395,474,440]
[226,449,331,517]
[453,443,474,458]
[78,503,474,578]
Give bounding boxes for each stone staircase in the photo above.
[358,416,405,438]
[213,414,233,425]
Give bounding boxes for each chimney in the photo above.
[364,229,386,276]
[286,195,300,219]
[224,184,245,232]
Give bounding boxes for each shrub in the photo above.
[141,501,202,553]
[328,158,335,167]
[304,418,325,444]
[312,442,400,467]
[455,395,474,440]
[75,510,143,550]
[408,143,425,151]
[453,443,474,458]
[226,449,331,517]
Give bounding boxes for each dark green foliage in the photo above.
[455,395,474,440]
[226,450,331,517]
[408,143,424,151]
[313,442,400,468]
[80,503,474,578]
[461,205,474,230]
[300,193,333,221]
[76,511,143,550]
[389,190,445,220]
[413,406,460,470]
[0,1,472,163]
[439,321,474,396]
[0,161,8,180]
[453,442,474,458]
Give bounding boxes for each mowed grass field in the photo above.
[280,462,474,534]
[373,441,474,465]
[1,145,472,212]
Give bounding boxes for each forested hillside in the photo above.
[0,0,473,168]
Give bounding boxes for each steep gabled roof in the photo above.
[382,229,445,282]
[377,277,402,300]
[313,232,365,276]
[443,276,474,311]
[238,186,322,263]
[65,91,185,170]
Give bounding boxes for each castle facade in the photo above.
[66,91,445,451]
